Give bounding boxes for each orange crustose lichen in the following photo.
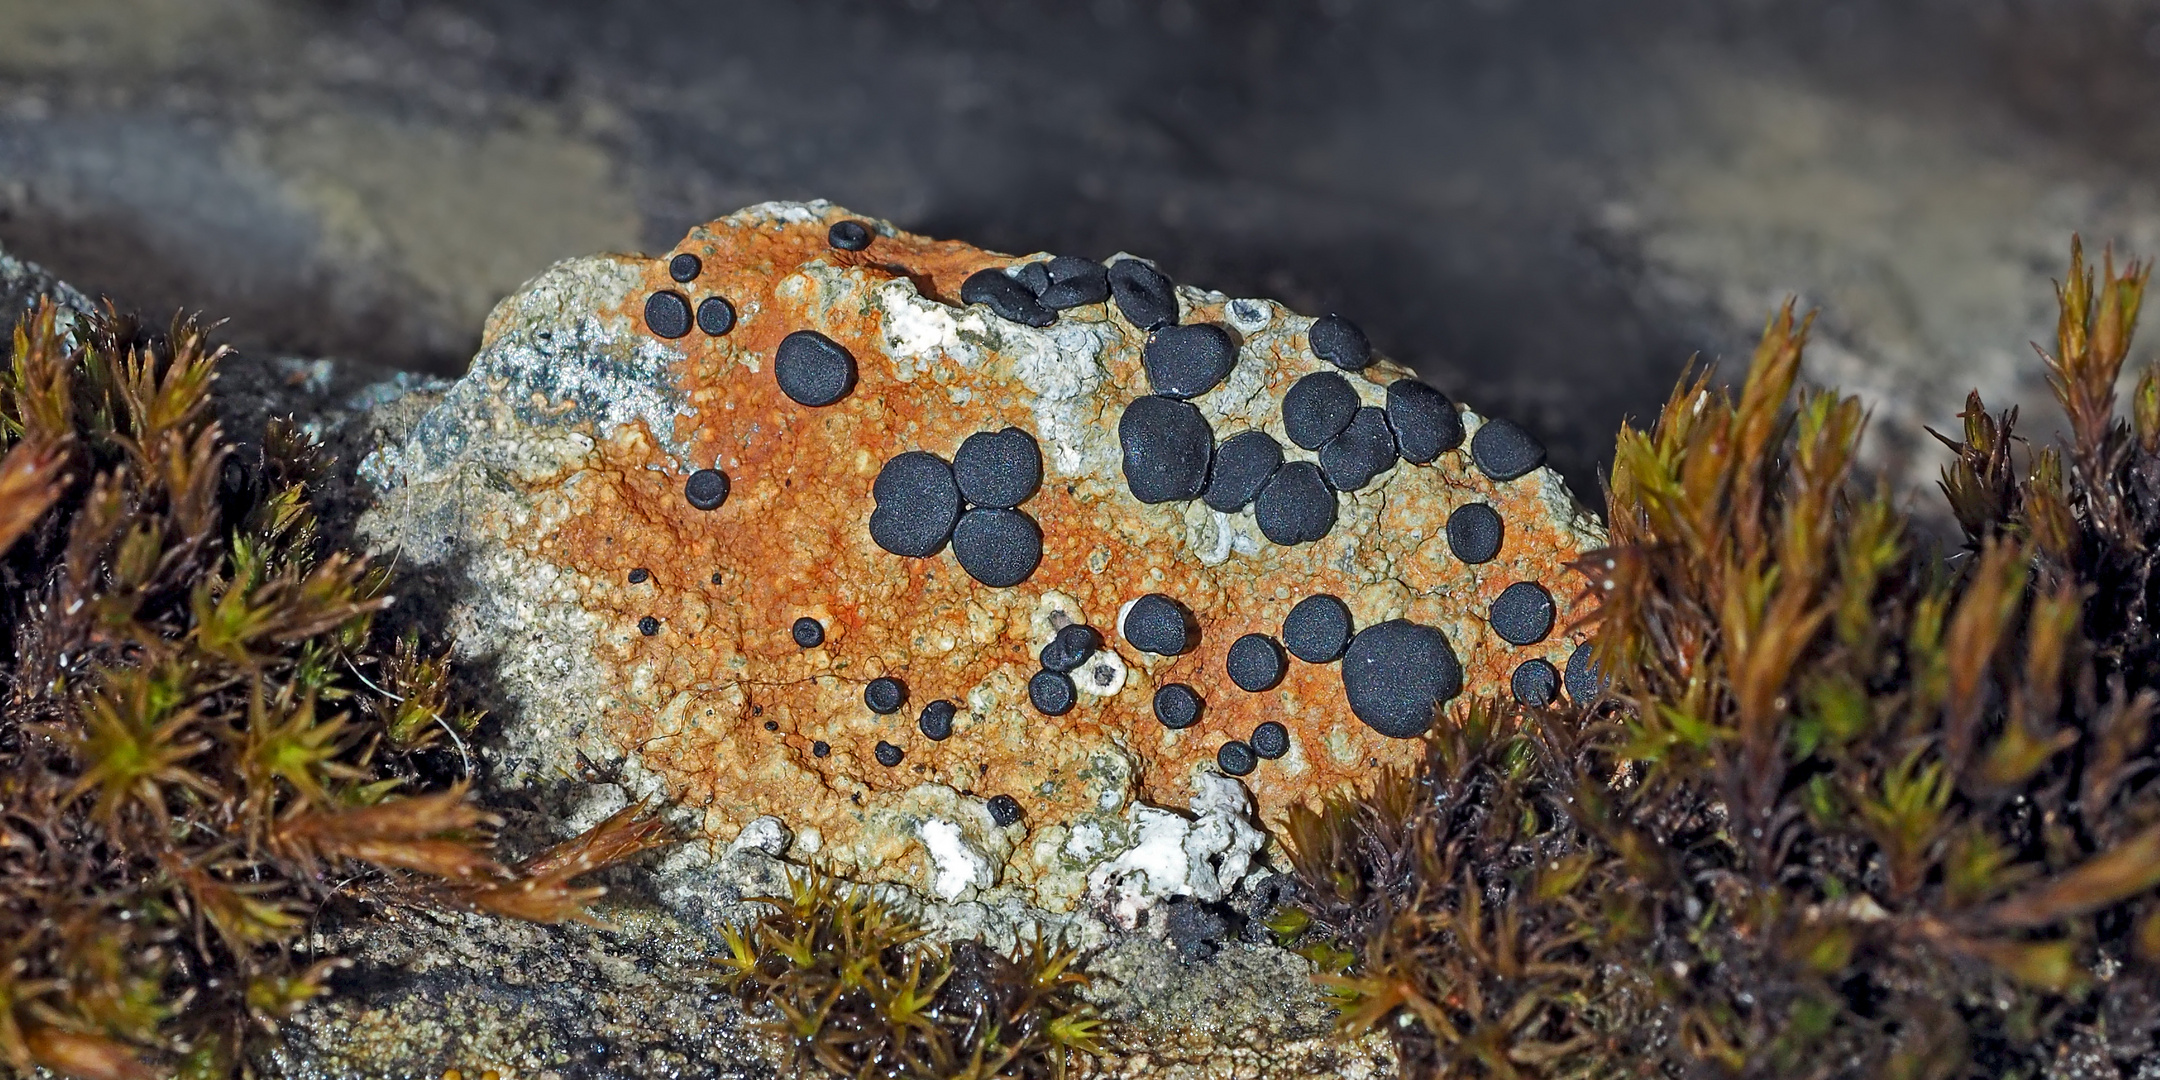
[457,203,1601,904]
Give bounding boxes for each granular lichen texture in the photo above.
[364,201,1601,906]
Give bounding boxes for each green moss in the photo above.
[0,300,667,1077]
[1279,242,2160,1078]
[719,865,1105,1079]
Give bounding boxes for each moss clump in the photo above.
[719,866,1105,1079]
[0,300,668,1078]
[1275,241,2160,1078]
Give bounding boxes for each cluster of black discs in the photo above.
[1028,622,1102,718]
[637,216,1603,817]
[784,612,1020,819]
[1107,593,1291,775]
[641,220,1066,825]
[869,426,1047,588]
[959,255,1112,327]
[643,252,739,341]
[1095,258,1551,555]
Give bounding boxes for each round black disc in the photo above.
[645,290,692,339]
[1511,658,1560,706]
[1249,721,1290,759]
[684,468,730,511]
[951,507,1042,588]
[792,617,825,648]
[918,700,958,740]
[697,296,736,336]
[1308,313,1372,370]
[1202,430,1283,513]
[864,676,907,714]
[1108,258,1178,330]
[1386,379,1463,463]
[1039,623,1101,673]
[954,427,1043,509]
[1153,683,1203,729]
[1122,593,1194,656]
[828,220,873,251]
[1028,669,1078,715]
[1446,503,1503,564]
[1470,417,1546,481]
[1141,323,1238,399]
[774,330,857,407]
[1489,582,1555,646]
[1281,594,1353,663]
[1119,396,1214,504]
[1253,461,1336,545]
[869,452,961,557]
[1225,633,1287,692]
[1341,619,1463,738]
[1216,740,1258,776]
[1565,642,1606,703]
[1318,406,1398,492]
[1282,371,1360,449]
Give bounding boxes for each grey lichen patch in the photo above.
[362,253,695,490]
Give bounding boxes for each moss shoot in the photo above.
[1275,241,2160,1078]
[0,299,667,1078]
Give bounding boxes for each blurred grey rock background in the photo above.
[7,0,2160,491]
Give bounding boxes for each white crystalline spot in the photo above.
[1185,771,1265,892]
[728,815,792,858]
[1086,771,1267,926]
[921,819,994,901]
[878,282,975,367]
[1065,822,1106,861]
[1226,297,1274,334]
[1074,650,1126,698]
[1013,321,1113,476]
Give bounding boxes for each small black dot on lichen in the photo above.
[764,720,779,731]
[813,740,831,758]
[875,741,904,767]
[793,617,825,648]
[638,616,660,636]
[987,794,1023,826]
[628,567,650,584]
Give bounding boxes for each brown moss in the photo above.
[1276,242,2160,1078]
[0,300,669,1078]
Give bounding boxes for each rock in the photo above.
[356,200,1603,915]
[0,235,1397,1080]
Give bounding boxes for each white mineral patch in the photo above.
[728,815,792,858]
[1226,297,1275,334]
[1015,320,1115,477]
[734,199,829,225]
[1073,649,1127,698]
[1087,771,1267,927]
[874,278,980,377]
[921,818,994,901]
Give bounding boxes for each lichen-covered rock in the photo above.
[360,200,1602,911]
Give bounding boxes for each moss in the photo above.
[0,300,669,1078]
[718,865,1105,1079]
[1277,241,2160,1078]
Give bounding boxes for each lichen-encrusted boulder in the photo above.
[360,200,1602,912]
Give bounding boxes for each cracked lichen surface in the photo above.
[363,201,1602,908]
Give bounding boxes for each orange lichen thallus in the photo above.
[529,204,1601,895]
